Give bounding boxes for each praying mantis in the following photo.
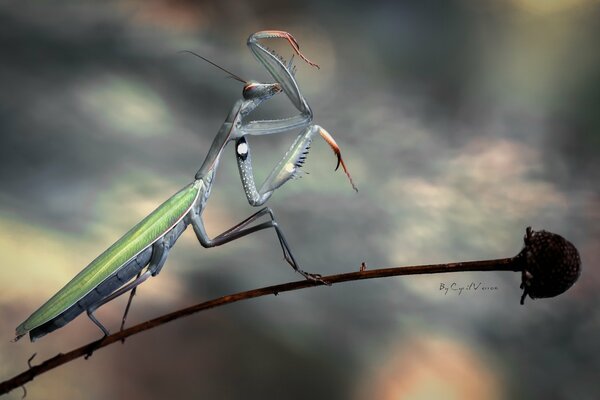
[14,31,356,342]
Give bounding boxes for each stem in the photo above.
[0,257,518,396]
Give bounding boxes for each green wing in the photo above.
[16,182,201,336]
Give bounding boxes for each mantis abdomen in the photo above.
[16,183,201,341]
[30,245,155,341]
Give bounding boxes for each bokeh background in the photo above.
[1,1,599,399]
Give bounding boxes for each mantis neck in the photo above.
[195,100,243,180]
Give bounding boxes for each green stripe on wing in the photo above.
[16,182,201,336]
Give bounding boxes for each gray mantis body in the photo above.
[18,31,354,342]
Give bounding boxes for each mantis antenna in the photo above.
[179,50,248,83]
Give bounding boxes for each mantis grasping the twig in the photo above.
[15,30,357,342]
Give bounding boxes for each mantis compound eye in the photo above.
[242,83,257,99]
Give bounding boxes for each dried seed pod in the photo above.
[516,227,581,304]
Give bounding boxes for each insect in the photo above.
[15,31,356,342]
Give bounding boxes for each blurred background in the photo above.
[0,1,598,399]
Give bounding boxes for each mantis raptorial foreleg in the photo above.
[235,125,320,207]
[247,30,317,113]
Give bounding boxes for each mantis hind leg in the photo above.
[87,272,153,337]
[86,238,170,338]
[119,270,142,332]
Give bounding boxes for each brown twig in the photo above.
[1,257,519,396]
[2,226,583,397]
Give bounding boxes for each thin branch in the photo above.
[0,257,519,396]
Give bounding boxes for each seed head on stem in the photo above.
[515,227,581,304]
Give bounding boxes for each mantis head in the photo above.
[179,50,283,105]
[243,81,282,101]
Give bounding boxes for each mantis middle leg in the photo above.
[187,203,323,281]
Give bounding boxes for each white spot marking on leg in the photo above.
[237,142,248,156]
